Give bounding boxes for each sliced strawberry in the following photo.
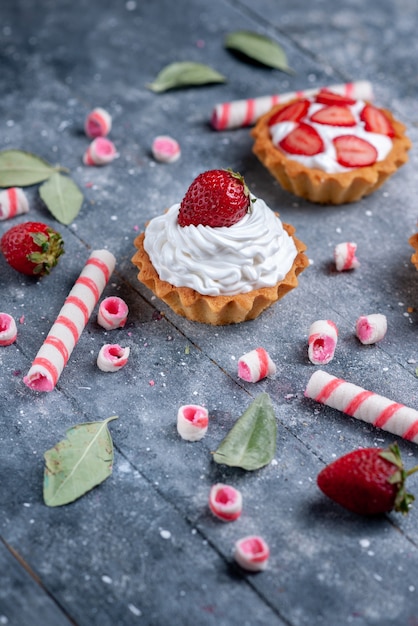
[360,104,395,137]
[279,122,324,156]
[310,105,356,127]
[268,99,310,126]
[333,135,377,168]
[315,89,356,106]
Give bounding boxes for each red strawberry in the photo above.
[315,89,356,106]
[310,105,356,127]
[333,135,377,167]
[177,169,251,228]
[279,122,324,156]
[317,443,418,515]
[268,99,310,126]
[360,104,395,137]
[1,221,64,276]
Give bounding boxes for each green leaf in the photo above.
[0,149,56,187]
[146,62,226,93]
[213,393,277,470]
[39,171,83,225]
[43,416,118,507]
[225,30,293,73]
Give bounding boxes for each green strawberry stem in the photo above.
[28,229,64,275]
[380,443,418,514]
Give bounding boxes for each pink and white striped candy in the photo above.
[234,536,270,572]
[177,404,209,441]
[308,320,338,365]
[334,242,360,271]
[83,137,118,166]
[0,188,29,221]
[238,347,276,383]
[97,344,130,372]
[355,314,387,345]
[23,249,116,392]
[97,296,129,330]
[211,80,373,130]
[84,107,112,138]
[0,312,17,346]
[209,484,243,522]
[305,370,418,443]
[151,135,181,163]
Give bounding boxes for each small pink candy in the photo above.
[356,313,387,345]
[97,344,130,372]
[238,347,276,383]
[0,313,17,346]
[177,404,209,441]
[151,135,181,163]
[234,536,270,572]
[97,296,129,330]
[83,137,118,166]
[308,320,338,365]
[0,188,29,221]
[334,242,360,271]
[209,484,242,522]
[84,107,112,138]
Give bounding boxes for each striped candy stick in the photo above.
[0,188,29,220]
[23,249,116,392]
[305,370,418,443]
[211,80,373,130]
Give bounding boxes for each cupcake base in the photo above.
[409,233,418,270]
[132,223,309,325]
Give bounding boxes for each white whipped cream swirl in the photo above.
[143,198,298,296]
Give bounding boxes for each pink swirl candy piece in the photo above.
[23,249,116,392]
[0,188,29,221]
[0,312,17,346]
[177,404,209,441]
[152,135,181,163]
[334,242,360,271]
[83,137,118,166]
[234,536,270,572]
[97,344,130,372]
[238,347,276,383]
[305,370,418,443]
[209,483,243,522]
[355,314,387,345]
[84,107,112,138]
[97,296,129,330]
[308,320,338,365]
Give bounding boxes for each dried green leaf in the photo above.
[213,393,277,470]
[39,171,83,225]
[146,61,226,93]
[43,415,118,507]
[0,149,55,187]
[225,30,293,73]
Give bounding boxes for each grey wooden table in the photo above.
[1,1,417,624]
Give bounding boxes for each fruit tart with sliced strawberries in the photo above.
[251,89,411,204]
[132,169,308,324]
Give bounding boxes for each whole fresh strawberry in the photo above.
[177,169,252,228]
[317,443,418,515]
[1,221,64,276]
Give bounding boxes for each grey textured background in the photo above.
[0,1,417,625]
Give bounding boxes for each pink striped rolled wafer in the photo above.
[334,242,360,271]
[177,404,209,441]
[97,343,130,372]
[0,312,17,346]
[152,135,181,163]
[0,188,29,221]
[97,296,129,330]
[84,107,112,138]
[238,347,276,383]
[308,320,338,365]
[83,137,118,166]
[211,80,373,130]
[356,314,387,345]
[234,536,270,572]
[305,370,418,443]
[23,249,116,392]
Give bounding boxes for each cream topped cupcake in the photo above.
[251,89,411,204]
[132,169,308,324]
